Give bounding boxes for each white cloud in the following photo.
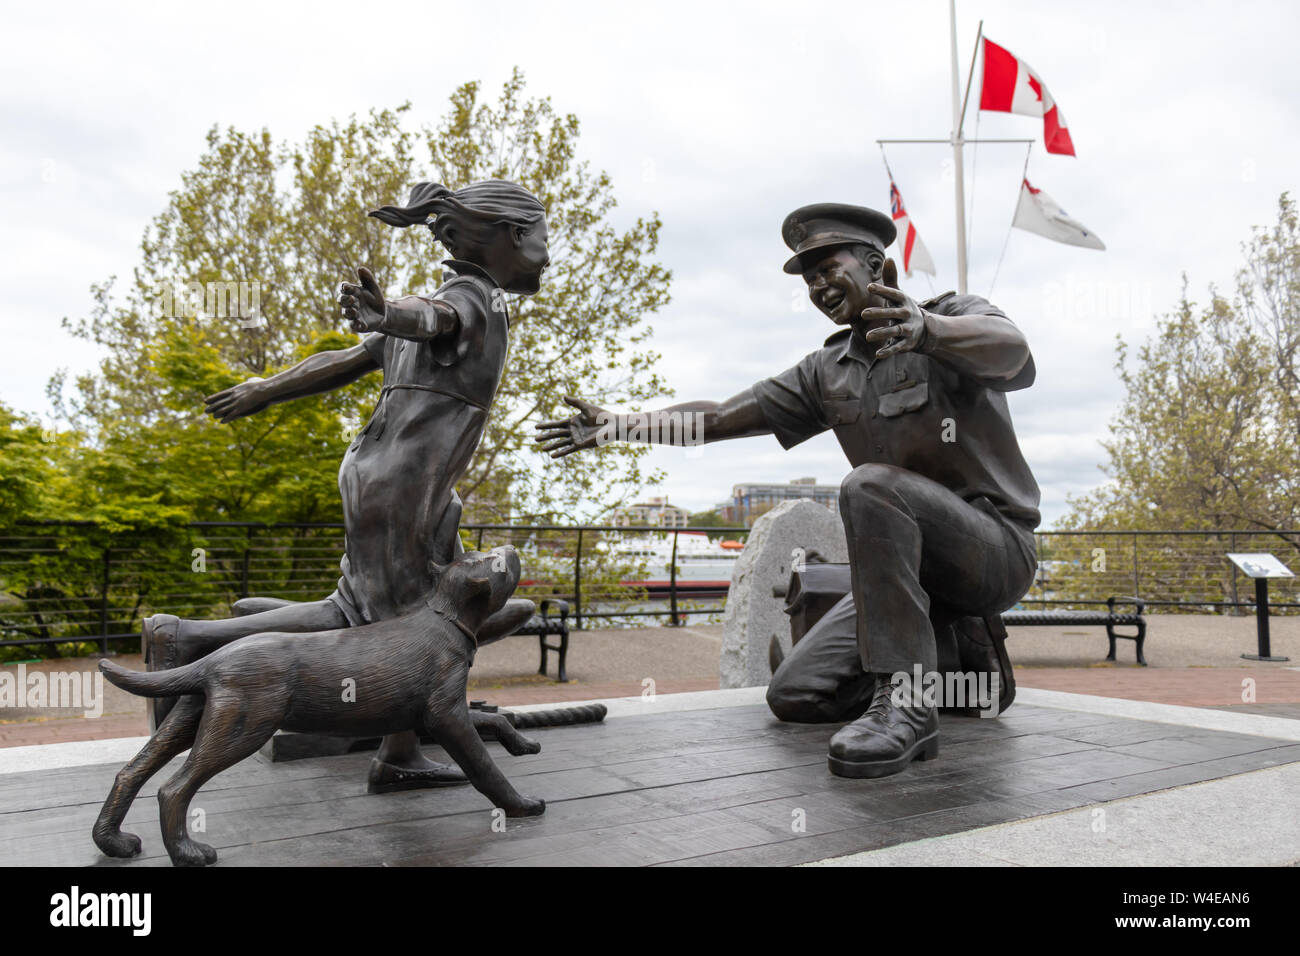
[2,0,1297,529]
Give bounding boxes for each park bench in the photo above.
[511,599,571,683]
[1000,596,1148,665]
[231,596,573,682]
[777,562,1148,667]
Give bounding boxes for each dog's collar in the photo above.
[433,607,478,646]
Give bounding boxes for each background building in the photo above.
[727,477,839,525]
[614,495,690,528]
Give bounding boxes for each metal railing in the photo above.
[0,521,350,652]
[1023,529,1300,612]
[1,522,1296,655]
[459,523,749,629]
[0,521,750,652]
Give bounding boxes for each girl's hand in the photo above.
[204,378,269,423]
[338,267,387,333]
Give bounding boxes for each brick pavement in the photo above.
[4,616,1297,748]
[1013,665,1300,706]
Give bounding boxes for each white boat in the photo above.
[604,531,744,594]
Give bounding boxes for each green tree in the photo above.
[0,402,59,526]
[0,402,199,659]
[51,69,672,526]
[1057,193,1300,608]
[687,509,732,529]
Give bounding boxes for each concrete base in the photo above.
[3,685,1297,867]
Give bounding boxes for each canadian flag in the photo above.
[888,179,936,277]
[979,37,1075,156]
[1012,178,1104,249]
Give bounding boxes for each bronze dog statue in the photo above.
[93,545,545,867]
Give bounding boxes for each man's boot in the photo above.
[954,616,1016,716]
[827,675,939,779]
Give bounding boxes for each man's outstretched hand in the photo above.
[534,397,609,459]
[859,258,929,359]
[204,378,269,424]
[338,267,387,333]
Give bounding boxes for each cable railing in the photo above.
[1024,529,1300,612]
[0,522,1295,654]
[0,521,750,652]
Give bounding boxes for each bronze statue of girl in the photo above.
[143,180,550,792]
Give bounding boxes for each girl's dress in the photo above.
[330,259,508,626]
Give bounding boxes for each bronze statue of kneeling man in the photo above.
[537,203,1040,780]
[93,546,545,867]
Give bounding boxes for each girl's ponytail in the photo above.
[369,182,455,228]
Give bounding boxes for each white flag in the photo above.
[889,180,936,277]
[1013,178,1104,250]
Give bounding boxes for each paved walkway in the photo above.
[2,615,1296,747]
[1014,667,1300,707]
[808,761,1300,867]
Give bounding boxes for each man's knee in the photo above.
[767,666,868,724]
[839,464,903,518]
[840,463,897,495]
[766,676,828,723]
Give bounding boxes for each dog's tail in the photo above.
[99,658,206,698]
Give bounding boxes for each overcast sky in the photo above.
[2,0,1297,526]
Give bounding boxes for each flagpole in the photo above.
[959,20,984,134]
[877,11,1029,290]
[949,0,968,294]
[960,19,985,269]
[879,18,1087,290]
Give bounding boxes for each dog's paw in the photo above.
[504,796,546,818]
[167,837,218,867]
[93,827,143,859]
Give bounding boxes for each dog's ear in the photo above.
[456,574,493,608]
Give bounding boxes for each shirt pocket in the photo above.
[878,381,930,417]
[821,395,862,426]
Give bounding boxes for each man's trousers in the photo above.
[767,463,1037,723]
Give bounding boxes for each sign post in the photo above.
[1227,553,1293,662]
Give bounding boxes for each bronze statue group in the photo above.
[95,180,1040,865]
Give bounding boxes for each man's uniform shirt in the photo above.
[751,292,1041,531]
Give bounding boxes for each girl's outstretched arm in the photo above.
[204,345,379,424]
[339,266,459,342]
